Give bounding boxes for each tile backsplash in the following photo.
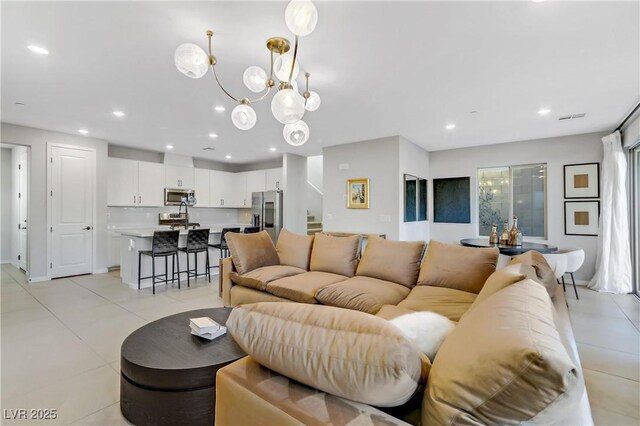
[108,207,253,229]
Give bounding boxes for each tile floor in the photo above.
[1,264,639,425]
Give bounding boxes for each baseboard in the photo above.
[93,268,109,274]
[28,275,50,283]
[0,260,12,264]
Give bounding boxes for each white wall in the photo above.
[323,136,401,239]
[429,131,606,282]
[283,153,308,234]
[0,123,110,280]
[0,148,12,262]
[306,155,323,221]
[399,137,430,241]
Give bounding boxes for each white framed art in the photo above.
[564,201,599,236]
[564,163,599,199]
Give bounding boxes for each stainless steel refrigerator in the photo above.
[252,190,283,243]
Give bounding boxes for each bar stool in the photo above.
[243,226,260,234]
[209,227,240,259]
[138,230,180,295]
[179,228,211,286]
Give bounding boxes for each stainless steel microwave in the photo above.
[164,188,195,206]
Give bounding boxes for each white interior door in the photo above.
[50,145,95,278]
[17,149,28,271]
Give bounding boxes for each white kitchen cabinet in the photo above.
[210,170,238,208]
[265,168,283,191]
[165,165,194,189]
[234,172,248,208]
[240,170,266,207]
[137,162,165,206]
[107,158,139,206]
[193,168,211,207]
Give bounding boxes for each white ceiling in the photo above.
[2,1,638,164]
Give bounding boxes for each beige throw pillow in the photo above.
[226,302,430,407]
[510,251,558,298]
[417,240,499,294]
[465,263,537,315]
[309,233,361,277]
[276,229,314,270]
[356,237,425,288]
[226,231,280,275]
[423,279,579,425]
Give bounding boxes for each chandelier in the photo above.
[174,0,320,147]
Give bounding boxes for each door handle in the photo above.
[20,226,27,230]
[83,226,92,230]
[133,195,136,203]
[138,195,141,204]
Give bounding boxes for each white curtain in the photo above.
[589,131,633,293]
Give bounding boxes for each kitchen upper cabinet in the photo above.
[165,165,194,189]
[210,170,238,208]
[193,168,211,207]
[266,168,283,191]
[240,170,266,207]
[107,158,139,206]
[137,162,165,206]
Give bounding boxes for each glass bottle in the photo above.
[489,224,499,244]
[500,220,509,245]
[508,216,518,246]
[516,228,523,247]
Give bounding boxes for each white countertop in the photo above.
[117,224,250,238]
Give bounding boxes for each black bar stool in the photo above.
[243,226,260,234]
[138,230,180,295]
[179,228,211,286]
[209,227,240,260]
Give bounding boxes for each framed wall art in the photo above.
[564,163,599,198]
[564,200,599,236]
[433,177,470,223]
[347,178,369,209]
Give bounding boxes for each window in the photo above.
[478,164,546,238]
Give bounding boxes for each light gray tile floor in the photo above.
[1,265,639,424]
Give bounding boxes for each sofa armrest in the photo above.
[220,257,236,307]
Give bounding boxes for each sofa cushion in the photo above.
[276,229,314,270]
[356,237,425,288]
[225,302,430,407]
[417,240,499,294]
[230,265,306,291]
[376,305,417,321]
[315,276,410,314]
[310,233,361,277]
[397,286,477,322]
[230,285,292,306]
[466,263,537,315]
[266,271,348,304]
[423,279,579,425]
[226,231,280,275]
[510,250,558,298]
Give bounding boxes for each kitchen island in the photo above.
[119,225,248,289]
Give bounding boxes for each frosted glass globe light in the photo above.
[243,66,268,93]
[274,53,299,82]
[305,91,321,111]
[174,43,209,79]
[271,89,305,124]
[231,104,257,130]
[283,120,310,146]
[285,0,318,37]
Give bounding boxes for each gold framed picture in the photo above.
[347,178,369,209]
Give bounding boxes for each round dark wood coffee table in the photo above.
[460,238,558,256]
[120,307,244,426]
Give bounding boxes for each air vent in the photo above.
[558,113,586,121]
[202,147,216,151]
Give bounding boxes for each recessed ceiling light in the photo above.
[78,129,89,134]
[269,147,277,152]
[532,0,547,3]
[225,155,232,159]
[27,45,49,55]
[113,111,125,117]
[445,124,456,130]
[538,108,551,115]
[209,133,218,138]
[214,106,226,112]
[166,145,174,150]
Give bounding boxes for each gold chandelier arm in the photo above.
[210,64,240,103]
[248,86,273,104]
[287,35,299,84]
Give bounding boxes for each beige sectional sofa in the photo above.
[216,229,593,425]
